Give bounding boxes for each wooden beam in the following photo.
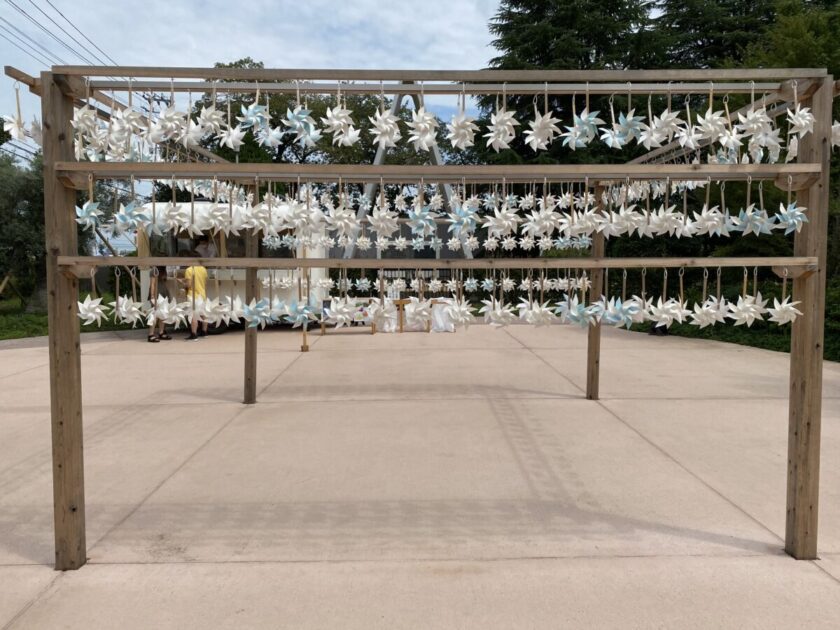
[54,161,821,187]
[50,66,829,81]
[57,255,818,273]
[586,188,606,400]
[88,79,786,96]
[42,72,87,571]
[243,233,258,404]
[785,75,832,560]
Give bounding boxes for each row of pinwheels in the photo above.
[77,183,807,255]
[78,288,801,331]
[35,87,840,163]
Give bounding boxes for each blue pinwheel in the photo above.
[775,202,808,235]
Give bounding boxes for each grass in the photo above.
[0,295,136,341]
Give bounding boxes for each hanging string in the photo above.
[641,267,647,301]
[678,268,685,304]
[753,266,759,298]
[622,269,627,302]
[742,267,749,296]
[716,266,722,301]
[702,268,709,301]
[113,267,121,323]
[662,268,668,301]
[782,268,789,301]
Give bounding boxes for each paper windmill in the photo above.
[690,297,729,329]
[695,108,727,143]
[112,201,150,235]
[479,299,516,327]
[3,113,26,141]
[284,105,321,147]
[405,297,433,329]
[407,205,438,237]
[446,202,478,238]
[243,298,272,329]
[649,297,691,328]
[775,201,808,234]
[355,277,371,292]
[237,102,269,130]
[446,111,479,150]
[444,298,475,329]
[285,301,317,328]
[524,105,560,151]
[481,204,521,238]
[787,104,815,137]
[77,295,109,326]
[198,105,226,134]
[110,295,146,327]
[727,293,768,327]
[369,109,402,149]
[734,205,774,237]
[484,107,519,152]
[368,204,399,239]
[324,296,357,328]
[75,201,102,231]
[556,295,599,328]
[321,106,359,146]
[518,299,556,327]
[218,124,246,151]
[768,296,802,325]
[406,106,439,151]
[599,297,641,329]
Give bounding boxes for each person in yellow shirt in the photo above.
[180,251,209,341]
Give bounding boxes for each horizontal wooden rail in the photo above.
[87,80,784,96]
[51,66,828,81]
[55,162,821,187]
[58,255,817,276]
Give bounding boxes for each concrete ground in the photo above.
[0,323,839,629]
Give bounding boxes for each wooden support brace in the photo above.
[586,188,606,400]
[43,72,87,571]
[785,76,832,560]
[243,233,258,404]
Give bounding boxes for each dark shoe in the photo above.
[198,329,207,337]
[159,332,172,340]
[185,333,199,341]
[147,335,160,343]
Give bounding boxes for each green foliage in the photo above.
[0,154,46,298]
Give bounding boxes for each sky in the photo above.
[1,0,501,157]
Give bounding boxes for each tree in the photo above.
[654,0,777,67]
[0,154,45,302]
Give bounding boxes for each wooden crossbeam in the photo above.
[57,255,818,275]
[50,66,829,81]
[54,162,820,188]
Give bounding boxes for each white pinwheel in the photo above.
[445,298,475,329]
[369,108,402,149]
[479,299,517,327]
[406,106,439,151]
[517,298,556,326]
[368,204,399,239]
[767,296,802,325]
[649,297,691,328]
[484,107,519,152]
[369,298,397,330]
[523,104,560,151]
[324,296,357,328]
[198,105,226,134]
[787,103,815,137]
[446,111,479,150]
[695,108,727,143]
[727,293,768,327]
[405,296,433,329]
[75,201,102,231]
[77,295,109,326]
[110,295,146,327]
[283,105,321,147]
[482,203,521,238]
[599,297,641,329]
[218,124,246,151]
[321,105,358,146]
[690,297,729,329]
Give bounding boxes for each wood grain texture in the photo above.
[42,72,87,570]
[785,76,832,560]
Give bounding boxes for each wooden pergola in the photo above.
[36,66,832,570]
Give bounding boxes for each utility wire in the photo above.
[27,0,107,65]
[0,26,52,66]
[0,15,64,63]
[4,0,97,64]
[42,0,117,64]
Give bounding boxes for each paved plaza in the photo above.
[1,325,839,628]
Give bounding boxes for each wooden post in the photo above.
[785,76,832,559]
[243,233,258,404]
[586,187,606,400]
[42,72,86,570]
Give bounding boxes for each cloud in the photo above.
[1,0,500,132]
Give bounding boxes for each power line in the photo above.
[0,15,64,64]
[27,0,107,65]
[42,0,118,65]
[0,146,34,161]
[0,28,51,66]
[4,0,95,64]
[8,140,39,156]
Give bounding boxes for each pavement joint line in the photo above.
[810,560,840,586]
[0,362,50,381]
[85,344,319,551]
[500,328,789,549]
[595,400,786,546]
[79,551,777,567]
[84,404,253,558]
[1,571,64,630]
